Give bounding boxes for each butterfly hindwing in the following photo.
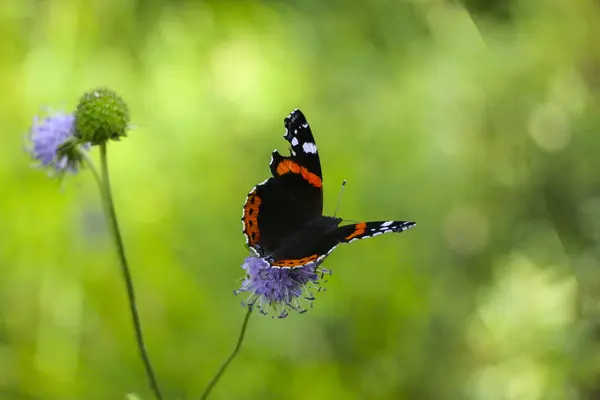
[243,174,323,256]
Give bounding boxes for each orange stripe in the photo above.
[275,159,322,188]
[344,222,367,241]
[272,254,319,268]
[242,192,262,245]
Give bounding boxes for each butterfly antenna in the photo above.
[333,180,347,218]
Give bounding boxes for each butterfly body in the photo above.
[242,109,415,269]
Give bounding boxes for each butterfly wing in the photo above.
[242,109,324,256]
[270,109,322,181]
[269,220,417,268]
[333,221,416,244]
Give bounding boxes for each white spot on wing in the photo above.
[291,137,299,147]
[381,221,394,227]
[302,123,309,128]
[302,142,318,154]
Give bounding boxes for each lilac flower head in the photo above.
[235,255,331,318]
[27,111,90,176]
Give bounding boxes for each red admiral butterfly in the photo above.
[242,109,416,268]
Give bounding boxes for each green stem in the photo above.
[81,151,102,190]
[200,307,253,400]
[98,143,164,400]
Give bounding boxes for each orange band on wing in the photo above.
[271,254,319,268]
[275,159,322,188]
[243,191,262,245]
[344,222,367,241]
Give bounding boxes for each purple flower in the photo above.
[27,111,90,175]
[235,256,330,318]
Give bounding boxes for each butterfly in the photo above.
[242,109,416,268]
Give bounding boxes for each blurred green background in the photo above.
[2,0,600,399]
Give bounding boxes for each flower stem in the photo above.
[81,150,102,190]
[200,307,253,400]
[98,143,164,400]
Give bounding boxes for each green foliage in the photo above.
[1,0,600,399]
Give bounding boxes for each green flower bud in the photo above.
[74,88,130,145]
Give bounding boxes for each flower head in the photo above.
[27,111,90,176]
[235,255,331,318]
[75,88,130,145]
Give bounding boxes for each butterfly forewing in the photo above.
[242,109,325,256]
[269,220,416,267]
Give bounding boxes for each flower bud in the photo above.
[74,88,130,145]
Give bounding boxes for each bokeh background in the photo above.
[1,0,600,399]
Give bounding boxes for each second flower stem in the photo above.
[200,306,253,400]
[98,143,164,400]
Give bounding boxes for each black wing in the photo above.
[271,109,322,180]
[242,109,324,256]
[269,220,417,268]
